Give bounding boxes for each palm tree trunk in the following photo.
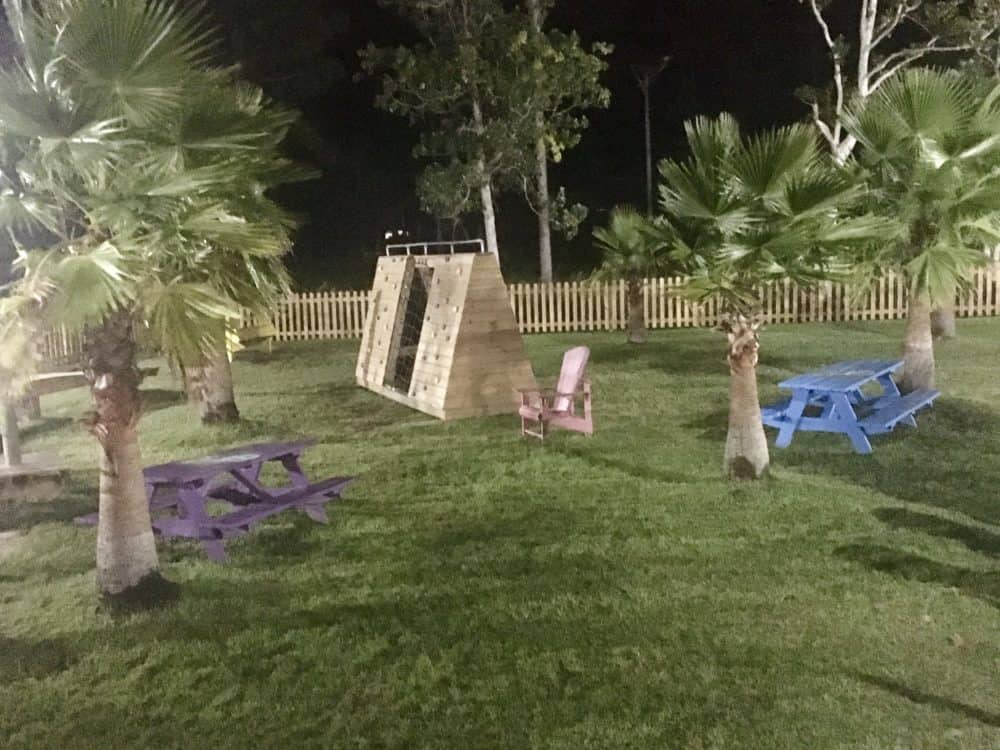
[930,303,956,339]
[180,364,199,402]
[626,279,647,343]
[84,312,170,604]
[901,294,935,393]
[185,345,240,424]
[724,317,769,480]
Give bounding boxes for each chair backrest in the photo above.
[553,346,590,412]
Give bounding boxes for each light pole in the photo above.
[631,57,670,217]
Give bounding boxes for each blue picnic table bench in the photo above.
[76,440,353,562]
[761,359,939,454]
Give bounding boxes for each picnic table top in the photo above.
[778,359,902,393]
[143,440,315,485]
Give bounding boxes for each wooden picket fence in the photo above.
[262,264,1000,340]
[510,266,1000,333]
[36,264,1000,363]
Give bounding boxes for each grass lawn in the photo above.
[1,319,998,749]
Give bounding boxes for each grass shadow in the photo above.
[0,636,76,682]
[835,543,999,611]
[873,507,999,559]
[852,672,1000,727]
[554,443,701,484]
[141,388,185,413]
[782,398,1000,526]
[682,406,730,444]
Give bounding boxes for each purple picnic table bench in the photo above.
[760,359,940,454]
[76,440,353,562]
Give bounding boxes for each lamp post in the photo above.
[631,57,670,217]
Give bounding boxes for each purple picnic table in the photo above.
[77,440,353,562]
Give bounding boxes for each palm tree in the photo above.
[845,68,1000,392]
[592,207,674,343]
[146,65,301,425]
[0,0,305,603]
[653,115,890,479]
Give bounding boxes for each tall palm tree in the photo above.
[592,206,674,343]
[845,68,1000,392]
[653,115,891,479]
[0,0,305,603]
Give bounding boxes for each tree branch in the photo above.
[806,0,837,52]
[869,40,969,91]
[810,101,838,151]
[804,0,845,149]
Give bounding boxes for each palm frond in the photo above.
[906,242,987,305]
[0,191,61,234]
[54,0,217,126]
[180,205,291,257]
[42,242,135,327]
[729,124,817,198]
[141,279,237,362]
[592,206,674,280]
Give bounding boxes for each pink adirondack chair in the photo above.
[518,346,593,440]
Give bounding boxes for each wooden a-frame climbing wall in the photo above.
[356,252,536,420]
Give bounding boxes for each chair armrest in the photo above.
[516,384,555,395]
[520,386,556,409]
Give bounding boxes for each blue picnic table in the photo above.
[761,359,939,454]
[77,440,353,562]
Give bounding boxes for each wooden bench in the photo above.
[760,397,792,424]
[18,366,159,419]
[860,389,940,435]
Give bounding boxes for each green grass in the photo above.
[1,319,999,749]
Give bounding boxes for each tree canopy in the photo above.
[845,67,1000,302]
[0,0,309,377]
[652,115,891,316]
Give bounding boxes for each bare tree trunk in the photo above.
[471,98,500,257]
[626,279,647,343]
[535,133,552,282]
[724,317,769,480]
[479,175,499,257]
[529,0,553,282]
[931,303,956,339]
[901,294,935,392]
[84,312,173,605]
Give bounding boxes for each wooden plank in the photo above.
[586,281,594,331]
[552,281,559,333]
[617,280,623,330]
